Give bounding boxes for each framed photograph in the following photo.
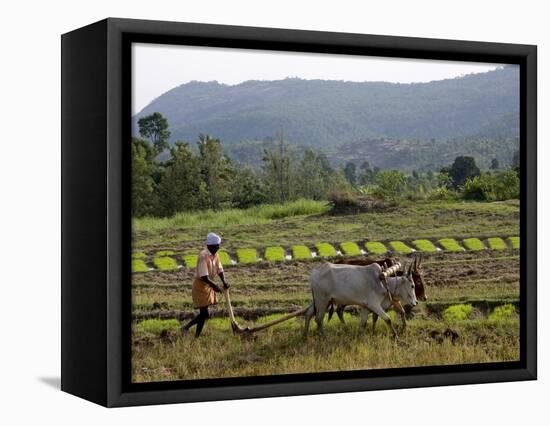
[61,18,537,407]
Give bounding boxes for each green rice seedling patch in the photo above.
[236,248,258,264]
[182,254,198,269]
[153,256,178,271]
[365,241,388,254]
[340,241,362,256]
[292,245,312,260]
[265,246,285,262]
[487,237,507,250]
[443,304,473,322]
[132,251,147,259]
[463,238,485,251]
[315,242,337,257]
[489,304,517,321]
[132,259,149,273]
[135,319,180,335]
[156,250,175,256]
[412,239,437,253]
[508,237,519,250]
[389,241,413,254]
[217,250,232,266]
[438,238,464,252]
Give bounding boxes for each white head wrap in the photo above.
[206,232,222,245]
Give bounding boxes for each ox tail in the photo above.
[310,287,317,316]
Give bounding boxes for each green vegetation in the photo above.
[489,304,517,321]
[340,242,362,256]
[135,319,180,335]
[487,237,507,250]
[134,199,329,234]
[156,250,175,256]
[315,243,337,257]
[264,247,285,262]
[153,256,178,271]
[462,170,520,201]
[132,251,147,259]
[412,239,437,253]
[438,238,464,252]
[182,254,198,269]
[292,245,312,260]
[236,248,258,264]
[443,304,473,321]
[365,242,388,254]
[463,238,485,251]
[218,251,232,266]
[508,236,520,249]
[389,241,413,254]
[132,259,149,273]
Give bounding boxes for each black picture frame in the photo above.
[61,17,537,407]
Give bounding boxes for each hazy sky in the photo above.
[132,43,502,114]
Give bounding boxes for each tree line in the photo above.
[132,113,520,218]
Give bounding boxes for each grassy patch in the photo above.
[365,242,388,254]
[132,251,147,259]
[182,254,198,269]
[315,242,337,257]
[156,250,175,256]
[132,259,149,273]
[340,241,362,256]
[463,238,485,251]
[133,199,329,233]
[412,239,437,253]
[442,304,473,321]
[508,236,520,249]
[292,245,312,260]
[487,237,507,250]
[153,256,178,271]
[135,319,181,335]
[438,238,464,252]
[389,241,413,254]
[489,304,517,321]
[265,246,285,262]
[236,248,258,264]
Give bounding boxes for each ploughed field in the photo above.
[131,200,520,383]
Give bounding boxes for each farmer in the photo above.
[181,232,230,337]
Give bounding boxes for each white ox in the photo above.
[303,262,417,337]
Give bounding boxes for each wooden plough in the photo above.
[222,261,403,335]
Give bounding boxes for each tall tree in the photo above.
[343,162,357,186]
[197,134,232,209]
[298,149,327,200]
[447,156,481,188]
[262,132,295,203]
[131,138,156,217]
[138,112,171,154]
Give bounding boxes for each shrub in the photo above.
[463,238,485,251]
[340,241,362,256]
[427,187,457,201]
[292,245,312,260]
[487,237,507,250]
[315,242,337,257]
[461,171,520,201]
[135,319,180,335]
[365,242,388,254]
[156,250,175,256]
[182,254,198,268]
[412,239,437,253]
[236,248,258,264]
[132,251,147,259]
[265,246,285,262]
[489,304,517,321]
[132,259,149,273]
[438,238,464,252]
[443,304,473,322]
[389,241,413,254]
[153,256,178,271]
[508,236,520,249]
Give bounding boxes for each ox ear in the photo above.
[407,262,413,277]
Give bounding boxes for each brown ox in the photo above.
[328,254,427,327]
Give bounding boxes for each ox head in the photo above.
[411,254,427,301]
[399,262,418,307]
